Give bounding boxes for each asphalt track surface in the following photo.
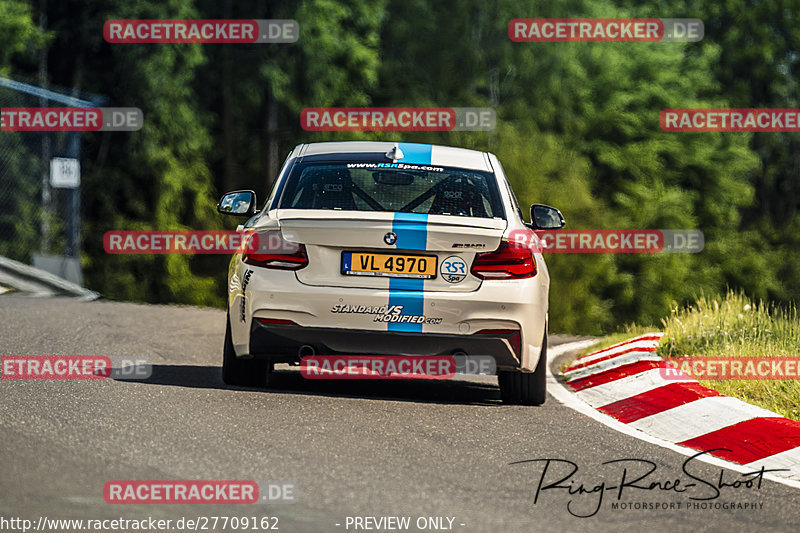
[2,295,800,532]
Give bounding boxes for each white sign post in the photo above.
[50,157,80,188]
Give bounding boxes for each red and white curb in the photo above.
[548,334,800,490]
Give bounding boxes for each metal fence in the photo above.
[0,86,65,262]
[0,77,103,284]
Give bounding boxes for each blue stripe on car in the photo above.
[388,212,428,333]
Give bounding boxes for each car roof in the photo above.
[291,142,494,172]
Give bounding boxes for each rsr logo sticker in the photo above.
[441,256,467,283]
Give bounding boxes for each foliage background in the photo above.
[1,0,797,333]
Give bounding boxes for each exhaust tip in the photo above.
[298,345,316,357]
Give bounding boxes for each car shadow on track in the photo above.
[127,364,503,406]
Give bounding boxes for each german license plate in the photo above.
[342,252,437,279]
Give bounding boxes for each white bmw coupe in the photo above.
[217,141,564,404]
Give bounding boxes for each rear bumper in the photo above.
[247,320,521,368]
[229,263,548,371]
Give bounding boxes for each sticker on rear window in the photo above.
[345,162,444,172]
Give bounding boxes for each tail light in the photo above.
[475,328,521,359]
[256,318,298,326]
[470,240,536,279]
[243,231,308,270]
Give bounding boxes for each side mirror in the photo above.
[530,204,565,229]
[217,190,257,217]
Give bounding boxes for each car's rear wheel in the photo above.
[222,312,271,387]
[498,331,547,405]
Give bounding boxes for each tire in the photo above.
[498,331,547,405]
[222,313,270,387]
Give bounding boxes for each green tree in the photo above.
[195,0,387,197]
[622,0,800,304]
[39,0,222,304]
[374,0,761,332]
[0,0,48,263]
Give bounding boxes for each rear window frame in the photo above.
[274,160,507,220]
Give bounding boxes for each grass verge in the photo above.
[573,291,800,421]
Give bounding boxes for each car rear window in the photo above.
[277,162,504,219]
